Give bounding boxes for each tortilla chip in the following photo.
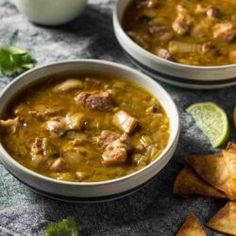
[186,153,229,186]
[173,167,225,198]
[186,152,236,199]
[226,142,236,154]
[219,151,236,200]
[207,201,236,235]
[223,150,236,175]
[176,214,206,236]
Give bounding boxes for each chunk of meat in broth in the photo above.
[50,158,66,172]
[53,79,83,92]
[66,132,90,146]
[75,91,114,111]
[213,22,236,42]
[155,48,172,60]
[63,149,87,169]
[200,42,219,56]
[46,117,67,137]
[112,110,139,134]
[195,4,221,19]
[30,137,58,168]
[148,26,174,41]
[172,5,192,35]
[97,130,120,148]
[65,113,86,130]
[102,134,133,166]
[172,15,190,35]
[206,7,221,19]
[0,117,21,134]
[46,113,86,137]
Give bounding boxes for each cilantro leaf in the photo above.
[46,217,79,236]
[0,46,36,77]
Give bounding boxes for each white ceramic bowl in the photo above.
[113,0,236,89]
[0,60,179,202]
[13,0,87,26]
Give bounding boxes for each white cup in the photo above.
[13,0,87,26]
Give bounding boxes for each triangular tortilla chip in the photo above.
[226,142,236,154]
[223,150,236,175]
[173,167,225,198]
[186,153,236,199]
[186,153,229,186]
[219,151,236,199]
[176,214,206,236]
[207,201,236,235]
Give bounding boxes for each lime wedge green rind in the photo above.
[186,102,230,148]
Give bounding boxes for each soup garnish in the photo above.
[0,74,169,182]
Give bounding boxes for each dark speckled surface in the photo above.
[0,0,235,235]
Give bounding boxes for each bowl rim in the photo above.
[113,0,236,70]
[0,59,180,187]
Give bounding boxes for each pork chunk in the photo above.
[112,110,139,134]
[102,134,132,166]
[172,14,191,35]
[156,48,172,60]
[50,158,66,172]
[206,7,221,19]
[97,130,120,148]
[31,137,58,168]
[65,113,86,130]
[195,4,220,19]
[200,42,219,56]
[46,117,67,136]
[213,22,236,42]
[46,113,86,137]
[75,91,114,111]
[31,137,58,157]
[0,117,20,134]
[148,26,174,41]
[53,79,83,92]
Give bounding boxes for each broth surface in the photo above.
[0,73,169,182]
[123,0,236,66]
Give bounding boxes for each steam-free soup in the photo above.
[0,73,169,182]
[123,0,236,66]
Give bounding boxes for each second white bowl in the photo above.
[113,0,236,89]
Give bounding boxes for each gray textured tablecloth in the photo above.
[0,0,235,235]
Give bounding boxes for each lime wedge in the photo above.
[186,102,229,148]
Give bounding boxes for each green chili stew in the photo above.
[123,0,236,66]
[0,73,169,182]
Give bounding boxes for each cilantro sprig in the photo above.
[0,46,35,77]
[46,217,79,236]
